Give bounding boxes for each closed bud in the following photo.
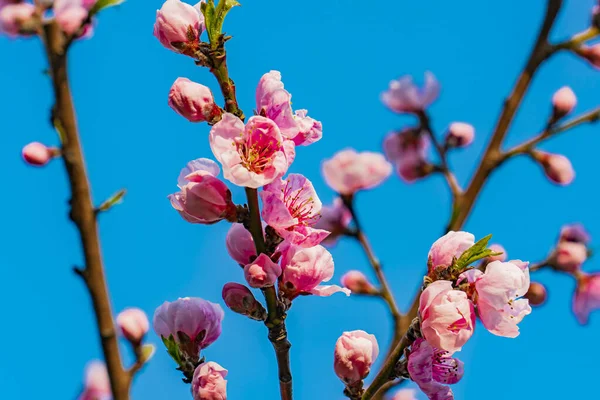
[578,44,600,69]
[0,3,36,37]
[551,86,577,119]
[80,361,111,400]
[22,142,58,167]
[168,78,222,123]
[244,254,281,289]
[532,151,574,185]
[116,308,149,345]
[222,282,266,321]
[334,330,379,384]
[525,282,547,306]
[154,0,204,54]
[445,122,475,148]
[341,271,378,295]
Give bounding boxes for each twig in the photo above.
[40,20,131,399]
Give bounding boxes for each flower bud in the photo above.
[168,78,222,123]
[341,271,378,295]
[524,282,547,306]
[428,231,475,272]
[244,254,282,288]
[116,308,149,344]
[383,129,430,183]
[392,389,418,400]
[225,223,260,265]
[578,44,600,69]
[80,361,111,400]
[22,142,58,166]
[551,86,577,119]
[573,272,600,324]
[550,241,588,273]
[222,282,266,321]
[54,0,91,37]
[532,151,574,185]
[154,0,204,54]
[0,3,36,37]
[192,361,228,400]
[560,223,590,245]
[445,122,475,148]
[486,244,507,262]
[333,330,379,384]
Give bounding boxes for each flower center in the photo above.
[447,309,470,333]
[236,127,280,173]
[282,180,318,225]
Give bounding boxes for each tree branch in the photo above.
[40,20,131,399]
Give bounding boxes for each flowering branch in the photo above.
[38,16,132,400]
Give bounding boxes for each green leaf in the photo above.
[97,189,127,212]
[201,0,240,46]
[454,234,499,270]
[89,0,125,17]
[161,335,182,365]
[141,344,156,363]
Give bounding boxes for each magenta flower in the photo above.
[407,338,464,400]
[168,158,236,224]
[445,123,474,148]
[209,113,293,188]
[560,223,590,244]
[0,2,35,37]
[428,231,475,272]
[419,280,475,354]
[244,253,282,288]
[255,71,322,146]
[280,244,350,299]
[116,307,149,344]
[192,361,228,400]
[460,260,531,337]
[322,149,392,195]
[22,142,57,167]
[314,198,353,246]
[341,270,378,295]
[222,282,266,321]
[381,72,440,114]
[551,86,576,118]
[260,174,330,247]
[154,0,204,53]
[79,361,111,400]
[532,151,574,185]
[168,78,222,123]
[153,297,224,358]
[225,223,261,265]
[392,389,418,400]
[333,330,379,384]
[573,273,600,324]
[383,129,431,182]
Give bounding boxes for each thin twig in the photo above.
[40,20,131,399]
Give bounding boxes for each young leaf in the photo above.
[454,234,495,270]
[97,189,127,213]
[141,344,156,363]
[201,0,240,46]
[89,0,125,17]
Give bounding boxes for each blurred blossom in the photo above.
[384,129,430,182]
[381,72,440,114]
[322,149,392,195]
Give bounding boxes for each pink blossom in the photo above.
[341,270,378,295]
[578,44,600,69]
[168,78,222,123]
[260,174,329,247]
[551,86,577,118]
[314,198,353,246]
[445,123,474,148]
[533,151,574,185]
[525,282,547,307]
[209,113,293,188]
[392,389,418,400]
[322,149,392,195]
[221,282,266,321]
[244,253,282,288]
[255,71,322,146]
[192,361,228,400]
[460,260,531,337]
[153,297,224,357]
[168,158,236,224]
[333,330,379,384]
[22,142,56,166]
[383,129,430,182]
[419,280,475,354]
[428,231,475,272]
[573,273,600,324]
[551,241,587,272]
[79,361,111,400]
[0,3,35,37]
[381,72,440,114]
[280,244,350,299]
[154,0,204,53]
[559,223,590,244]
[225,223,261,265]
[407,338,463,400]
[54,0,94,36]
[486,244,507,262]
[116,307,149,344]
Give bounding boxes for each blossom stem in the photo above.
[40,20,131,399]
[552,27,599,52]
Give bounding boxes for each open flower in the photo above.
[381,72,440,114]
[322,149,392,195]
[260,174,329,247]
[279,244,350,299]
[560,224,590,244]
[168,158,236,224]
[573,273,600,324]
[383,129,430,182]
[419,280,475,354]
[460,260,531,337]
[209,113,293,188]
[192,361,228,400]
[407,338,464,400]
[314,198,353,246]
[255,71,322,146]
[428,231,475,272]
[333,330,379,384]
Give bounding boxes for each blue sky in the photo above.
[1,1,600,399]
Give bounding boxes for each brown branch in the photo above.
[40,21,131,399]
